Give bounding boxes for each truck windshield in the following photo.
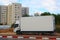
[14,24,18,28]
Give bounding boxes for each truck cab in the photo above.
[13,20,21,33]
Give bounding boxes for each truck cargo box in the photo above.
[20,16,55,32]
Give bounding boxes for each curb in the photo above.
[0,36,60,40]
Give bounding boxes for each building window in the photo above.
[15,16,16,18]
[18,16,19,18]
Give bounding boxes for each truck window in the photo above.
[14,24,18,28]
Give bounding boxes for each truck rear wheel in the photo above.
[50,33,54,36]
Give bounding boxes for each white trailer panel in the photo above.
[21,16,55,31]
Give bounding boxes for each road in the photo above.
[0,36,60,40]
[0,38,35,40]
[0,33,60,40]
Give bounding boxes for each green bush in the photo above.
[56,27,60,33]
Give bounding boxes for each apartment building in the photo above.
[22,7,29,16]
[0,3,29,25]
[7,3,22,25]
[0,5,8,25]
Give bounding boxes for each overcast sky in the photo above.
[0,0,60,15]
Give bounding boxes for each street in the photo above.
[0,38,35,40]
[0,33,60,40]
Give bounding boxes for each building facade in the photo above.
[7,3,22,25]
[22,7,29,16]
[0,5,8,25]
[0,3,29,25]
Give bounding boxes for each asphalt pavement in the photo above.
[0,38,35,40]
[0,33,60,40]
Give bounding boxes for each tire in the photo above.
[16,30,22,35]
[50,33,54,36]
[42,33,44,35]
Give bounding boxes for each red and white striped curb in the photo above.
[0,36,60,40]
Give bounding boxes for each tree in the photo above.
[41,12,51,16]
[56,14,60,25]
[22,14,30,17]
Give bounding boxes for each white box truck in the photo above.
[14,16,55,35]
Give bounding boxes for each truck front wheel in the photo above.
[16,30,22,35]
